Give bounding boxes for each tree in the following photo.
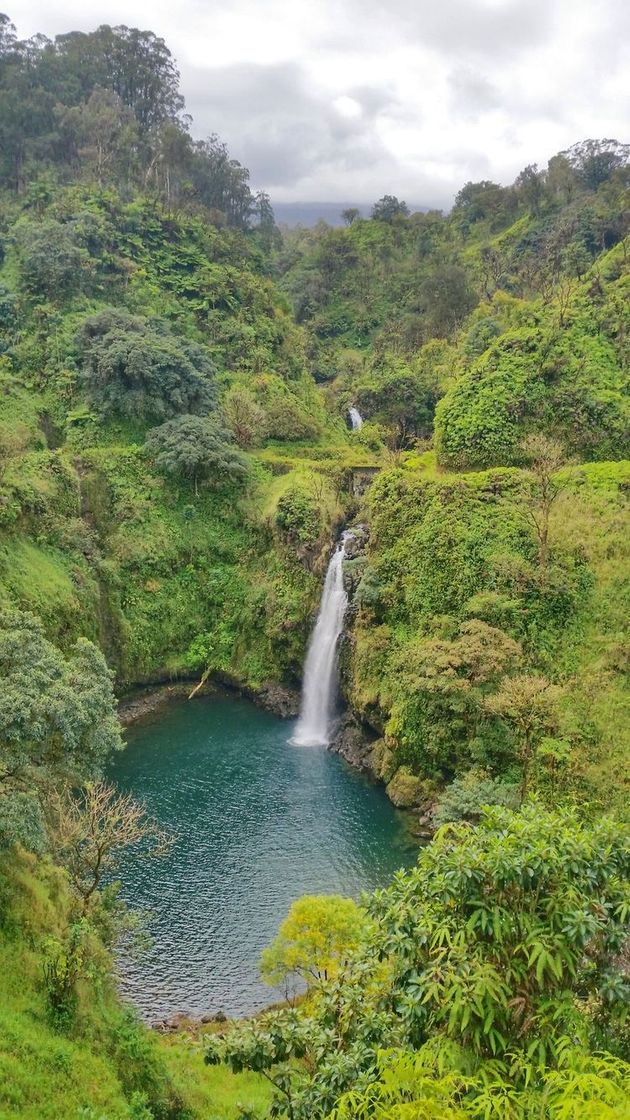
[190,134,254,229]
[0,610,122,852]
[254,190,280,250]
[0,19,257,227]
[314,228,359,283]
[206,806,630,1119]
[56,86,139,185]
[77,308,217,422]
[0,25,56,193]
[547,152,579,204]
[356,354,439,447]
[13,218,89,301]
[145,414,249,494]
[417,264,476,337]
[518,434,567,574]
[54,23,185,133]
[371,196,409,222]
[562,240,591,280]
[0,13,17,58]
[143,117,193,207]
[48,782,171,916]
[478,246,505,299]
[260,895,369,993]
[453,180,511,225]
[222,385,268,448]
[485,674,562,803]
[561,139,630,191]
[515,162,546,215]
[341,207,360,226]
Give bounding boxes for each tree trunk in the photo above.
[519,737,533,805]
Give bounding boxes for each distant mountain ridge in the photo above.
[273,201,427,226]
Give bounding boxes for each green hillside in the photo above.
[0,14,628,1120]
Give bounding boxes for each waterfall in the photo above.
[348,407,363,430]
[292,533,351,746]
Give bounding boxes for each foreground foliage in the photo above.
[260,894,369,992]
[330,1045,630,1119]
[206,805,630,1118]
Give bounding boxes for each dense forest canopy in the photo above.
[0,12,269,227]
[0,9,628,1120]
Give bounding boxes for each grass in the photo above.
[0,995,133,1120]
[158,1034,273,1119]
[0,851,273,1120]
[547,464,630,815]
[0,854,134,1120]
[0,536,99,644]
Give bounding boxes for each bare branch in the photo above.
[48,782,173,915]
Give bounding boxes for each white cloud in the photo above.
[8,0,630,206]
[333,96,363,120]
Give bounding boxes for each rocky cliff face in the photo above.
[331,524,436,837]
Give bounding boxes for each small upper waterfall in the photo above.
[348,407,363,430]
[292,533,351,746]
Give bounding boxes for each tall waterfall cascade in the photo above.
[348,407,363,430]
[292,533,352,746]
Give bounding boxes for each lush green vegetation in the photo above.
[0,179,347,687]
[281,141,629,462]
[0,12,628,1120]
[347,454,629,820]
[207,806,630,1118]
[0,846,269,1119]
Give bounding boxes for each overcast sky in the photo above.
[8,0,630,208]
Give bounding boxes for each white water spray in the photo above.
[348,407,363,430]
[292,533,351,746]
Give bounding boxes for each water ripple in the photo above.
[109,694,416,1021]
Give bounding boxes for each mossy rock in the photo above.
[368,739,397,782]
[386,766,427,808]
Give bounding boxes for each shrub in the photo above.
[145,415,249,493]
[275,486,321,545]
[385,767,427,808]
[206,806,630,1118]
[77,309,217,422]
[433,768,519,827]
[13,219,89,301]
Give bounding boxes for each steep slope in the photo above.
[0,187,352,689]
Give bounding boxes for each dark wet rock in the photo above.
[343,525,369,560]
[331,713,437,837]
[200,1010,227,1024]
[241,680,300,718]
[409,813,435,839]
[118,683,200,726]
[154,1012,195,1033]
[329,713,376,772]
[351,468,380,497]
[343,555,367,596]
[120,675,300,726]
